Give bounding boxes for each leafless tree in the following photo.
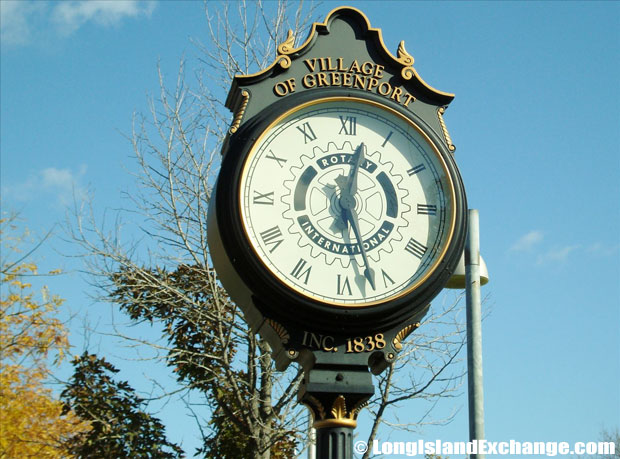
[574,427,620,459]
[362,296,467,458]
[68,1,468,457]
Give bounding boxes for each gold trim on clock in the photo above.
[236,6,453,101]
[437,107,456,152]
[238,96,458,309]
[393,322,421,350]
[229,90,250,134]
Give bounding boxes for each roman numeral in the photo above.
[381,269,395,288]
[297,122,317,143]
[259,226,283,253]
[337,274,352,295]
[338,116,357,136]
[265,150,287,168]
[407,164,426,176]
[291,258,312,284]
[381,130,394,147]
[252,190,274,205]
[405,238,427,259]
[417,204,437,215]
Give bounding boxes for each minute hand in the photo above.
[343,206,376,290]
[337,143,376,290]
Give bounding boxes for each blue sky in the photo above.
[1,1,619,457]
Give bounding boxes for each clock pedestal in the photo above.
[209,6,468,457]
[299,366,374,459]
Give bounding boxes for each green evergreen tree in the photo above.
[61,352,184,458]
[111,264,299,459]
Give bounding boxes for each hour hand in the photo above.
[334,142,365,229]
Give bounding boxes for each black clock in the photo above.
[208,89,466,334]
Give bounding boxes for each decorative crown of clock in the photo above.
[208,6,467,375]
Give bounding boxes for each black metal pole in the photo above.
[299,366,374,459]
[315,424,354,459]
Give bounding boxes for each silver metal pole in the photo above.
[465,209,485,459]
[308,423,316,459]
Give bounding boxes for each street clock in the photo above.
[212,91,465,336]
[208,7,468,447]
[208,6,466,372]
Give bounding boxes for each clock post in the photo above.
[208,6,467,458]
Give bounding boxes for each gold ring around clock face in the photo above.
[239,96,456,308]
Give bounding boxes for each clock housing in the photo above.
[209,89,466,334]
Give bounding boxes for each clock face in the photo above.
[239,97,456,308]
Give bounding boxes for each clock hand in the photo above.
[344,206,376,290]
[334,142,366,231]
[333,143,375,288]
[345,142,365,196]
[336,144,375,290]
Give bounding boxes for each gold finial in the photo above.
[438,107,456,152]
[306,393,369,429]
[396,41,415,80]
[228,90,250,135]
[277,29,295,55]
[273,30,296,70]
[331,395,347,419]
[397,41,414,65]
[392,322,421,350]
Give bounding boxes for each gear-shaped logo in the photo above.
[282,141,410,268]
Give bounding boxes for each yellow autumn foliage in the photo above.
[1,262,69,368]
[1,217,90,457]
[0,363,89,458]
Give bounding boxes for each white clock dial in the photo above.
[239,97,455,307]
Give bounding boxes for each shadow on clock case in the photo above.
[208,88,467,336]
